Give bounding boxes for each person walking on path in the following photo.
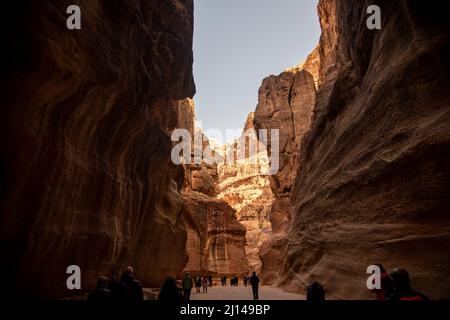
[202,276,209,293]
[208,275,213,287]
[249,272,260,300]
[182,272,193,300]
[194,275,201,293]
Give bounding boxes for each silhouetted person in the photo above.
[243,275,248,287]
[118,266,144,303]
[182,272,193,300]
[250,272,260,300]
[158,277,183,302]
[221,276,226,286]
[208,275,213,287]
[108,271,121,300]
[370,264,394,300]
[202,277,209,293]
[194,275,201,293]
[306,282,325,301]
[88,276,113,302]
[389,268,428,300]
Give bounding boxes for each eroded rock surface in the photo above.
[278,0,450,299]
[177,100,248,276]
[253,48,320,282]
[0,0,195,298]
[217,113,274,272]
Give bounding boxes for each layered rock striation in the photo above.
[177,100,248,276]
[0,0,195,298]
[276,0,450,299]
[253,48,320,282]
[217,113,274,272]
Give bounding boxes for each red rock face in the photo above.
[177,100,249,276]
[278,0,450,299]
[182,194,248,276]
[218,113,274,273]
[0,0,195,298]
[253,49,320,282]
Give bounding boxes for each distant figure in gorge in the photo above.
[118,266,144,302]
[208,275,213,287]
[158,277,183,302]
[202,276,209,293]
[389,268,428,300]
[221,276,227,286]
[194,275,201,293]
[369,264,394,300]
[249,272,260,300]
[182,272,193,300]
[306,282,325,301]
[88,276,113,302]
[243,275,249,287]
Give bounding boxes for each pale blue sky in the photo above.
[193,0,320,143]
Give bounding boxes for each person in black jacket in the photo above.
[158,277,184,302]
[249,272,260,300]
[88,276,113,302]
[208,275,213,287]
[117,266,144,302]
[389,268,428,300]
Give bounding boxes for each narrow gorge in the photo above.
[1,0,449,300]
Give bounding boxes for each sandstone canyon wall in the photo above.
[176,100,248,276]
[275,0,450,299]
[0,0,195,298]
[217,113,274,272]
[253,48,320,282]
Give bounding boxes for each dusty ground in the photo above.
[189,285,305,300]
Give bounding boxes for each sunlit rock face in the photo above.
[0,0,195,298]
[278,0,450,299]
[177,100,248,276]
[182,193,248,276]
[217,113,274,273]
[253,48,320,282]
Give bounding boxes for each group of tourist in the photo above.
[87,266,144,302]
[229,275,239,286]
[193,274,212,294]
[158,271,261,301]
[220,274,252,287]
[369,265,428,300]
[87,264,427,302]
[305,265,428,301]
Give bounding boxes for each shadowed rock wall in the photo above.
[279,0,450,299]
[0,0,195,298]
